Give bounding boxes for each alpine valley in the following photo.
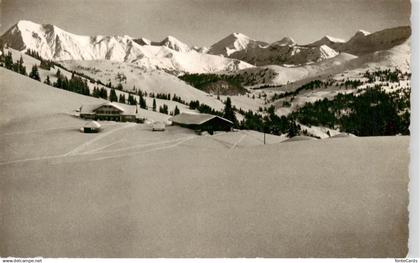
[0,20,411,138]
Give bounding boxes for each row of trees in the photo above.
[54,70,90,96]
[1,52,28,76]
[239,106,301,137]
[363,69,407,83]
[179,73,247,95]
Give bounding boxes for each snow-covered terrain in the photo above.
[2,48,203,119]
[0,21,411,139]
[0,66,409,257]
[59,59,225,110]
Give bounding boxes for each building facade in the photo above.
[80,102,137,122]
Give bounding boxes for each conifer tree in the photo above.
[44,75,51,85]
[109,88,118,102]
[119,94,126,103]
[174,105,180,116]
[139,92,147,109]
[18,56,26,75]
[29,64,41,81]
[223,97,238,126]
[4,51,13,69]
[152,99,157,111]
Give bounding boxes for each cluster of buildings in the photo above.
[79,102,233,134]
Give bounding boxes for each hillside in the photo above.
[0,64,409,257]
[59,59,225,110]
[0,67,174,126]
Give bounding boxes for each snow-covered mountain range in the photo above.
[0,20,252,74]
[209,27,410,66]
[0,20,411,73]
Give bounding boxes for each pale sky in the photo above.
[0,0,411,47]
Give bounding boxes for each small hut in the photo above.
[171,113,233,134]
[81,121,101,133]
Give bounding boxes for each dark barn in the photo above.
[171,113,233,134]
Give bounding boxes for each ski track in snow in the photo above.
[90,135,197,162]
[228,133,247,151]
[0,123,118,136]
[82,139,126,154]
[63,123,136,156]
[0,134,197,167]
[77,136,196,155]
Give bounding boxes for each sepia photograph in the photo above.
[0,0,417,260]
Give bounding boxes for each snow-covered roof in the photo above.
[171,113,233,125]
[93,102,125,112]
[80,102,129,115]
[83,120,101,129]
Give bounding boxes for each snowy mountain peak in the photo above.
[0,20,253,74]
[230,32,250,39]
[15,20,38,29]
[323,35,345,43]
[349,30,371,41]
[134,37,151,45]
[208,32,267,56]
[307,35,345,48]
[271,37,296,46]
[157,35,190,52]
[355,29,371,36]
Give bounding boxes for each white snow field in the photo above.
[0,67,409,257]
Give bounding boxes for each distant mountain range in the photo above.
[0,20,411,73]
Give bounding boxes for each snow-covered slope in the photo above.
[207,33,268,56]
[0,20,253,74]
[127,45,252,74]
[59,60,225,110]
